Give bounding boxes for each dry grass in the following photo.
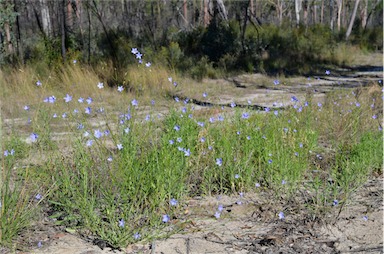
[0,63,182,119]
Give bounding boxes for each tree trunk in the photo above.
[183,0,188,27]
[295,0,302,26]
[336,0,342,31]
[346,0,360,39]
[250,0,254,15]
[360,0,368,29]
[40,0,52,37]
[87,0,91,64]
[203,0,210,27]
[14,0,23,61]
[303,0,308,26]
[67,0,73,28]
[320,0,324,23]
[216,0,227,21]
[4,22,13,55]
[329,0,335,30]
[241,1,249,53]
[61,0,66,62]
[277,0,283,25]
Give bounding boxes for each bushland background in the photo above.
[0,0,382,80]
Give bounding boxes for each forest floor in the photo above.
[5,52,384,254]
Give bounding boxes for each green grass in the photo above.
[0,57,382,250]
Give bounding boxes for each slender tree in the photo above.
[295,0,302,26]
[336,0,342,31]
[346,0,360,39]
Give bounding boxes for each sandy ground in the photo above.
[21,176,383,254]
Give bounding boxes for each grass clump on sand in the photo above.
[0,49,382,249]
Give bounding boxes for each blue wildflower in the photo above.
[94,129,103,139]
[118,219,125,228]
[117,144,123,150]
[86,140,93,147]
[162,214,170,223]
[131,99,138,107]
[131,48,139,54]
[86,97,93,104]
[278,212,285,219]
[184,148,191,156]
[134,232,141,240]
[216,158,223,166]
[30,133,38,142]
[242,112,249,119]
[64,94,72,103]
[291,96,299,102]
[97,82,104,89]
[48,96,56,103]
[35,193,42,201]
[197,121,204,127]
[85,107,91,114]
[170,198,178,206]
